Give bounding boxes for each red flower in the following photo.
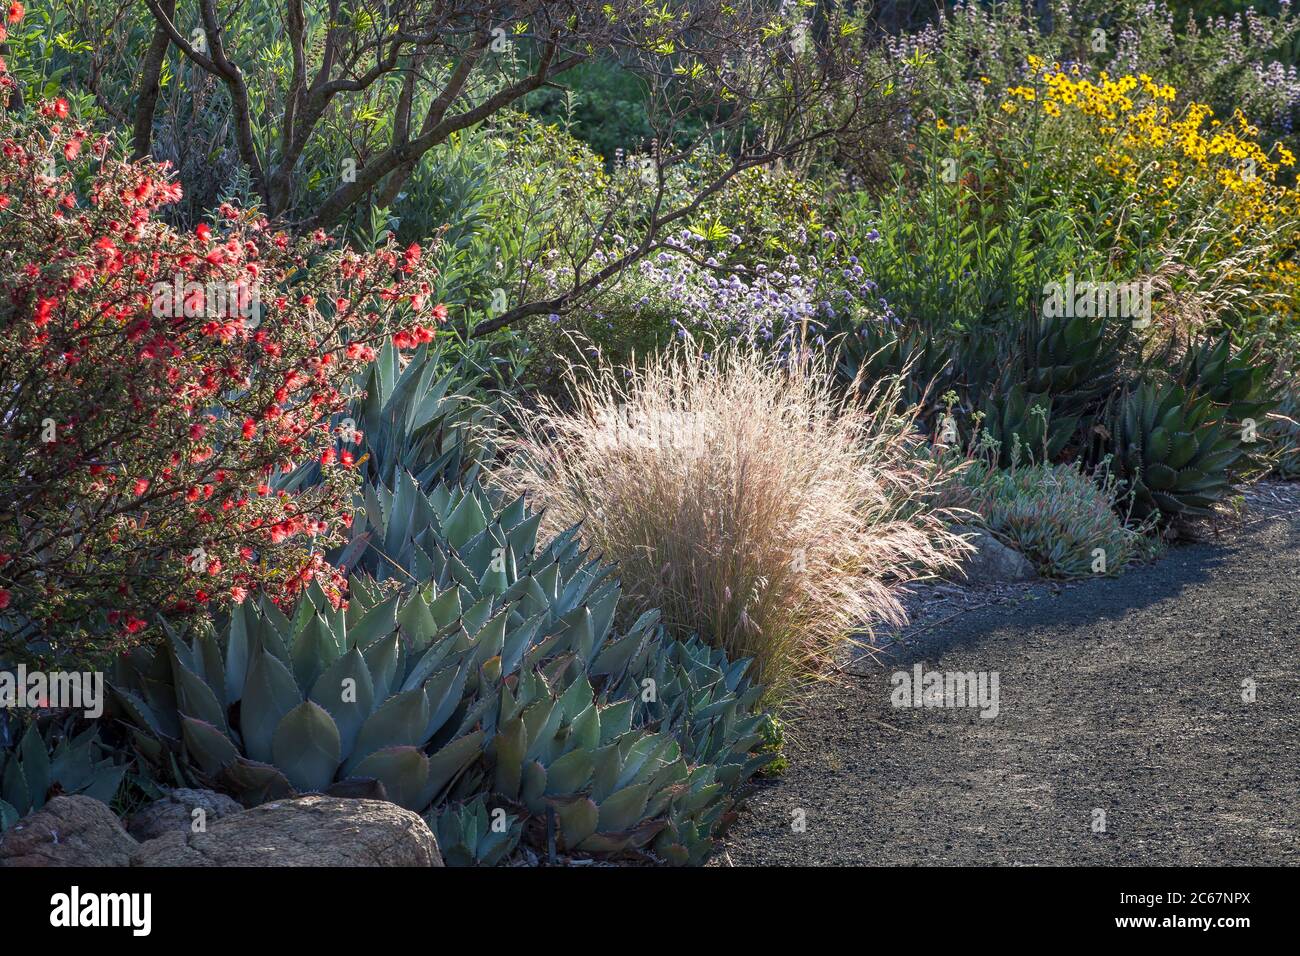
[6,3,23,24]
[0,588,11,610]
[402,242,421,273]
[34,297,57,327]
[195,222,212,242]
[133,478,150,496]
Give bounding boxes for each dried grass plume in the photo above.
[490,342,969,701]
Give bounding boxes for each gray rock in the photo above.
[126,788,245,842]
[955,526,1036,584]
[0,795,138,867]
[131,795,443,867]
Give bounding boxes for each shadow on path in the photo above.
[723,512,1300,866]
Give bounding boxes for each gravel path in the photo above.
[722,499,1300,866]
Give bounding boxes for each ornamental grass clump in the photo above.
[491,343,968,701]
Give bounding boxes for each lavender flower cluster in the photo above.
[597,228,894,351]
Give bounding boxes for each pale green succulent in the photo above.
[113,472,774,864]
[112,580,487,810]
[349,341,498,491]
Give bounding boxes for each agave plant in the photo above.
[1263,380,1300,478]
[0,717,127,830]
[1177,334,1274,421]
[616,635,775,863]
[431,796,523,867]
[1018,312,1129,420]
[1109,381,1243,522]
[114,472,773,864]
[834,318,955,413]
[350,341,501,491]
[112,470,638,810]
[112,581,488,810]
[274,341,497,500]
[618,634,772,784]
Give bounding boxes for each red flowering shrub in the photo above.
[0,101,445,665]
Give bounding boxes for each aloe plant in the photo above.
[1177,333,1276,426]
[1110,381,1243,522]
[977,382,1078,466]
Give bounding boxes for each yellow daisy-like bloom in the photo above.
[994,68,1295,253]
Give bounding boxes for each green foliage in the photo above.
[524,59,659,163]
[0,716,128,831]
[692,164,830,264]
[958,459,1157,578]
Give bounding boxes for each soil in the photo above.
[719,484,1300,866]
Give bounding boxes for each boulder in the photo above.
[126,788,245,842]
[0,795,138,867]
[955,526,1036,584]
[131,795,443,867]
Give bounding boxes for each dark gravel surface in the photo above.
[722,499,1300,866]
